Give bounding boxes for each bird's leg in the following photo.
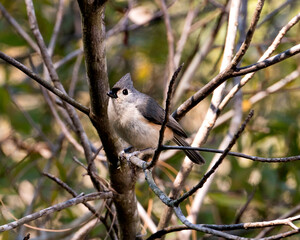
[119,147,155,162]
[124,146,134,153]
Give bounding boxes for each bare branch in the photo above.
[256,204,300,238]
[54,49,83,69]
[147,225,190,240]
[158,0,175,87]
[0,51,90,115]
[48,0,65,57]
[161,145,300,163]
[148,64,183,168]
[216,69,300,126]
[25,0,60,84]
[231,0,265,67]
[232,44,300,77]
[173,6,226,104]
[173,110,254,206]
[257,0,295,28]
[42,171,118,239]
[217,11,300,119]
[174,205,300,239]
[158,0,242,231]
[173,206,250,240]
[69,52,83,97]
[144,169,172,206]
[0,3,39,52]
[78,1,143,238]
[173,0,265,121]
[0,192,113,233]
[25,0,100,191]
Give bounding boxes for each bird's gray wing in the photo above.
[136,95,187,138]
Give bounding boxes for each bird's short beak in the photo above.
[107,90,118,98]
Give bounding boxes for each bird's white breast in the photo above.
[108,98,172,149]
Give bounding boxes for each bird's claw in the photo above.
[119,149,140,162]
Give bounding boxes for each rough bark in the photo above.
[77,1,141,239]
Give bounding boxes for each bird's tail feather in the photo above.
[173,135,205,164]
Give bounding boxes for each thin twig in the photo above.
[25,0,59,83]
[42,88,89,154]
[231,0,265,67]
[0,51,90,115]
[158,0,175,92]
[43,172,80,196]
[213,13,300,127]
[173,205,300,239]
[256,204,300,238]
[174,0,208,67]
[144,169,172,206]
[146,225,191,240]
[232,44,300,77]
[0,192,113,233]
[173,110,254,206]
[216,68,300,127]
[54,49,83,69]
[172,42,300,121]
[160,145,300,163]
[69,54,83,97]
[173,6,226,104]
[235,188,256,224]
[257,0,294,28]
[48,0,65,57]
[174,206,248,240]
[147,64,184,168]
[0,3,39,52]
[25,0,102,191]
[160,0,241,233]
[72,156,87,169]
[41,172,118,240]
[6,86,52,147]
[173,0,265,121]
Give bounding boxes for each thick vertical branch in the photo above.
[77,1,141,239]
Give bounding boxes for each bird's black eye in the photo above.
[122,89,128,95]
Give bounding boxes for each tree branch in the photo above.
[148,64,183,168]
[0,3,39,52]
[232,44,300,77]
[77,1,141,239]
[172,0,265,121]
[173,110,254,206]
[0,192,112,233]
[0,51,90,115]
[161,145,300,163]
[25,0,101,193]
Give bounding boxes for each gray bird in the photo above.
[107,73,205,164]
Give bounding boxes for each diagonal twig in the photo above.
[0,192,113,233]
[48,0,65,57]
[42,171,117,240]
[0,3,39,52]
[0,51,90,115]
[147,64,184,169]
[172,110,254,206]
[172,0,265,121]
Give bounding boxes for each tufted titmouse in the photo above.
[107,73,205,164]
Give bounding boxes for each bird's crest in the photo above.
[113,73,134,89]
